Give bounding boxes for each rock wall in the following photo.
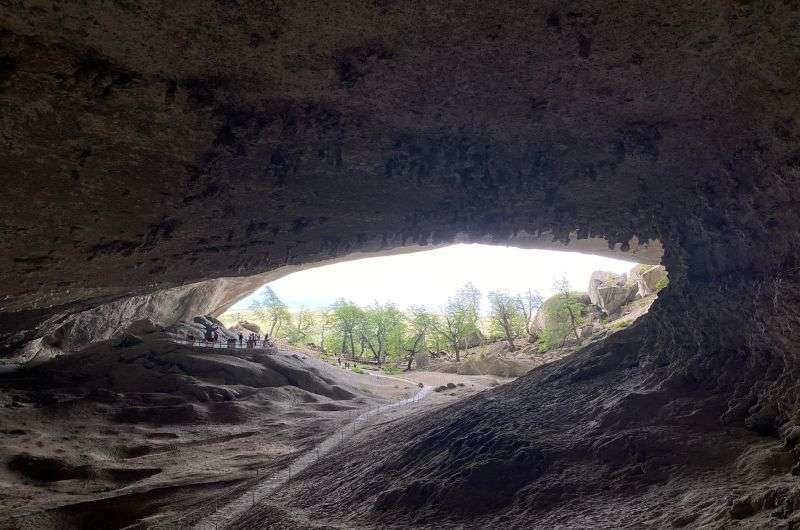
[6,0,790,356]
[9,275,268,364]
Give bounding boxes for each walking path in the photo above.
[191,373,430,530]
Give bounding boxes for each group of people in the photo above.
[190,322,275,350]
[203,324,220,343]
[238,331,273,349]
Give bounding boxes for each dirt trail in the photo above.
[192,373,430,530]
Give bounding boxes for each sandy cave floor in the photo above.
[0,338,503,529]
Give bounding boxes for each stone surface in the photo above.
[588,271,620,306]
[6,275,270,363]
[230,321,262,336]
[588,271,638,315]
[6,0,795,355]
[631,264,668,297]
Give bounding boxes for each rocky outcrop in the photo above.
[588,272,618,307]
[631,264,668,297]
[168,315,238,343]
[7,275,271,364]
[588,271,638,315]
[230,321,261,336]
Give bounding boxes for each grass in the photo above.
[610,319,632,329]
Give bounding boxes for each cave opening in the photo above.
[2,0,800,527]
[219,243,668,371]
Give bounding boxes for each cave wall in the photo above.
[1,0,799,384]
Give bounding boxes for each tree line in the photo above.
[236,279,588,368]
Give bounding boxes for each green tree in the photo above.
[329,299,363,358]
[317,310,332,352]
[434,282,482,362]
[539,278,585,350]
[488,290,523,351]
[516,289,544,342]
[250,286,291,337]
[286,308,316,345]
[554,277,582,344]
[397,306,436,370]
[358,302,404,365]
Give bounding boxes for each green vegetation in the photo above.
[250,286,291,337]
[610,319,632,329]
[654,276,669,292]
[222,272,647,366]
[486,290,525,351]
[223,281,550,369]
[536,278,589,352]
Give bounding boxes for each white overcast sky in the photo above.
[229,244,638,313]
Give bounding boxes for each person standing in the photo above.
[238,332,243,347]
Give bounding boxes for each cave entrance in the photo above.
[217,243,668,371]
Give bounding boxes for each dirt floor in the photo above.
[252,321,800,530]
[0,336,502,529]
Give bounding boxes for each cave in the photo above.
[2,1,800,528]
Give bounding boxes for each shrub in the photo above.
[610,319,632,329]
[654,276,669,293]
[535,291,589,352]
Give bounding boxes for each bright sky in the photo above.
[228,244,638,313]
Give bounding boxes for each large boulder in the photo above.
[588,271,620,306]
[631,265,668,297]
[230,321,262,336]
[169,315,237,341]
[588,271,638,315]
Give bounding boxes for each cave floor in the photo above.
[0,340,500,530]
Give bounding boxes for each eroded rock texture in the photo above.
[1,0,800,527]
[3,1,795,352]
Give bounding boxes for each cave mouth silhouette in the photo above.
[2,0,799,525]
[225,242,655,316]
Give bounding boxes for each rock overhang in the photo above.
[0,1,798,367]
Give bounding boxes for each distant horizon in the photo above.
[225,244,638,315]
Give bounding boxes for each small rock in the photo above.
[671,513,699,527]
[730,496,755,519]
[87,388,121,403]
[785,426,800,447]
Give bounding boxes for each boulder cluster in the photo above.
[588,265,667,316]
